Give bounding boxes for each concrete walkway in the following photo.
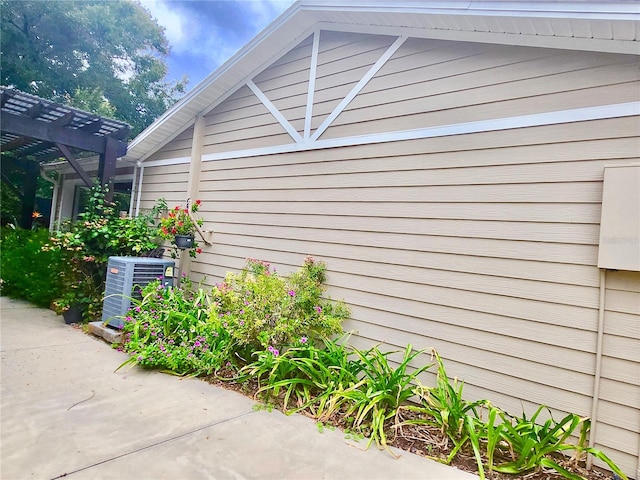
[0,296,477,480]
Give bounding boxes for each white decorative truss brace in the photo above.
[141,29,640,169]
[247,32,408,146]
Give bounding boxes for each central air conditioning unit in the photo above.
[101,256,175,329]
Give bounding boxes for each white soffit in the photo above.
[126,0,639,163]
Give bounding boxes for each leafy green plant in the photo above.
[210,257,349,356]
[119,278,232,376]
[0,226,63,307]
[493,407,628,480]
[335,344,432,453]
[45,185,165,321]
[157,199,204,258]
[400,349,488,475]
[240,335,364,416]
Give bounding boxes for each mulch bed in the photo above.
[202,372,615,480]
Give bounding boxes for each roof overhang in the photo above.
[125,0,640,163]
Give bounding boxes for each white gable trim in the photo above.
[246,80,303,143]
[310,35,408,141]
[141,102,639,168]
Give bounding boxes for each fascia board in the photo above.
[298,1,640,19]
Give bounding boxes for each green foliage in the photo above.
[0,226,63,307]
[45,185,164,321]
[210,257,349,355]
[399,350,488,477]
[334,345,432,453]
[115,255,628,480]
[493,407,627,480]
[0,0,187,136]
[119,278,232,376]
[401,349,488,472]
[240,335,364,416]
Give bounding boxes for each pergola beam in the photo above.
[1,110,127,156]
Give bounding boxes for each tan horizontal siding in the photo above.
[200,157,640,189]
[325,81,639,139]
[209,211,600,245]
[598,400,640,434]
[139,33,640,477]
[209,230,601,287]
[202,182,604,204]
[144,126,193,162]
[202,136,639,179]
[311,32,396,131]
[597,270,640,477]
[208,201,601,223]
[321,37,639,139]
[138,164,189,211]
[604,311,640,340]
[600,356,640,386]
[204,221,599,266]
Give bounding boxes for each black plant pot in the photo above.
[63,305,84,324]
[174,235,195,249]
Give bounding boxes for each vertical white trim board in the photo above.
[304,30,321,140]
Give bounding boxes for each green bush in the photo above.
[45,185,164,321]
[120,277,232,376]
[210,256,349,357]
[0,226,63,307]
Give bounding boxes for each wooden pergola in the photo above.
[0,87,130,228]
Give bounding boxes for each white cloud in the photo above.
[140,0,192,52]
[244,0,296,29]
[138,0,296,86]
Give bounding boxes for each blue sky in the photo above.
[140,0,296,90]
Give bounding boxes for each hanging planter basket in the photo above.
[174,234,195,249]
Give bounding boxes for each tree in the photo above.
[1,0,187,137]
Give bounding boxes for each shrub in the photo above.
[0,226,63,307]
[209,256,349,358]
[45,185,164,321]
[120,277,232,376]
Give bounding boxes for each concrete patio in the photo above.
[0,296,478,480]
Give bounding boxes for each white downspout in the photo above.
[135,164,144,216]
[128,165,138,217]
[40,169,59,231]
[587,269,607,469]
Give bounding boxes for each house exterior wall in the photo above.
[138,32,640,477]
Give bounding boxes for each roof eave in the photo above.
[125,0,639,163]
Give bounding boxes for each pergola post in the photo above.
[19,160,39,229]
